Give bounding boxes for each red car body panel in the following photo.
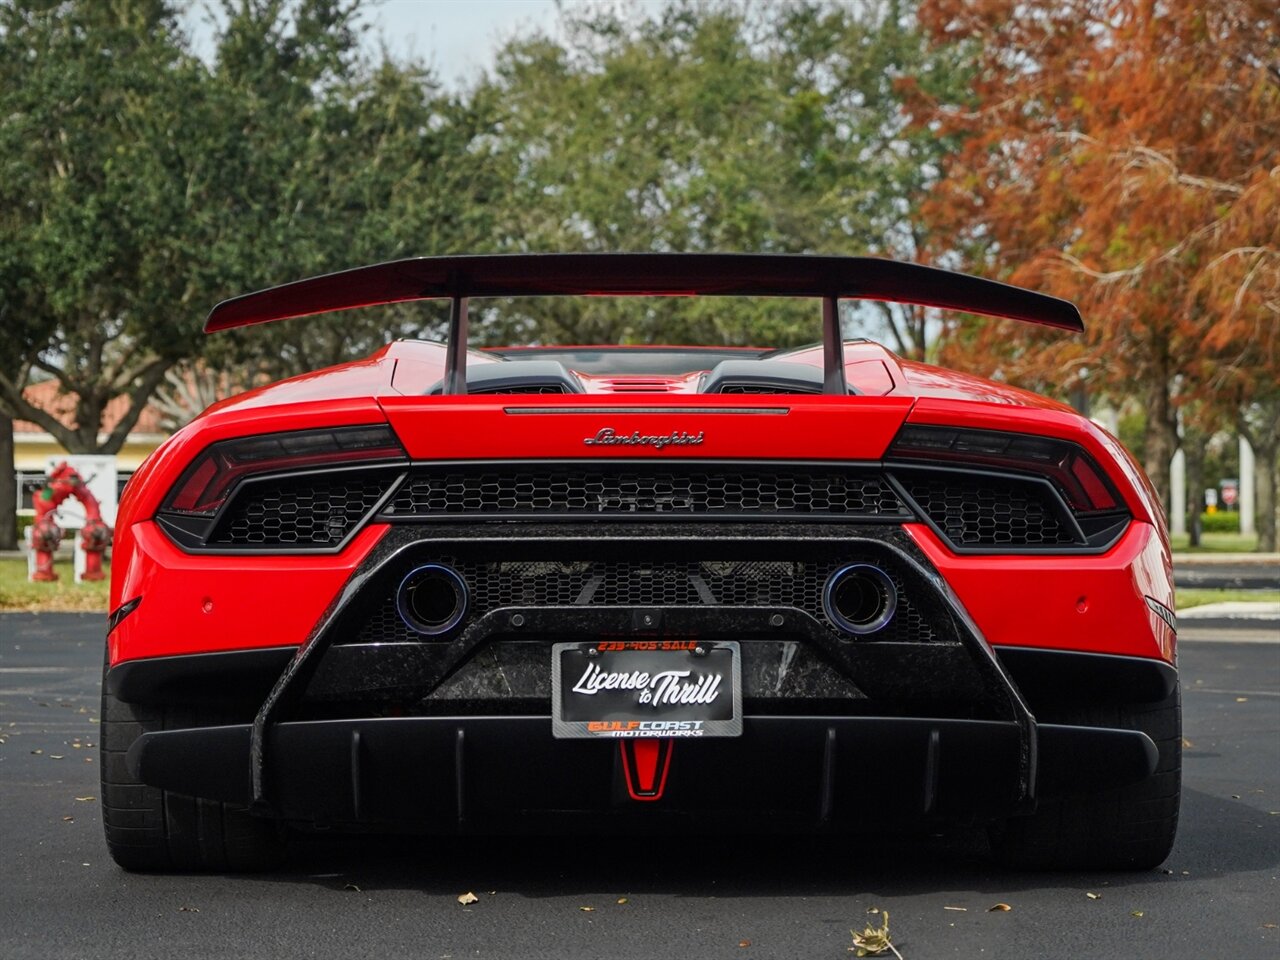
[109,521,387,665]
[909,521,1174,662]
[108,335,1174,669]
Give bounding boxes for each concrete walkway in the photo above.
[1177,600,1280,620]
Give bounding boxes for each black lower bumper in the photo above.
[128,715,1156,831]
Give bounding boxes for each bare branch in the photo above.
[0,370,81,450]
[101,360,174,454]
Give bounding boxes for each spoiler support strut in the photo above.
[444,297,469,396]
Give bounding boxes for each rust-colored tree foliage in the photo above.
[912,0,1279,540]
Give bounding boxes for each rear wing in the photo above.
[203,253,1083,395]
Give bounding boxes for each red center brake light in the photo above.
[163,425,406,516]
[888,425,1119,512]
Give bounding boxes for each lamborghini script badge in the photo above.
[583,427,704,449]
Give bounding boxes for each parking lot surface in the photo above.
[1,612,1276,960]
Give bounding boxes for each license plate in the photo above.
[552,640,743,739]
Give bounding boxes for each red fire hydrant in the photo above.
[30,462,112,582]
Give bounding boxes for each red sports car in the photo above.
[101,255,1179,872]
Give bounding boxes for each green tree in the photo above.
[196,0,506,379]
[472,0,968,351]
[0,0,217,452]
[0,0,498,432]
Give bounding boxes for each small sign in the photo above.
[1221,479,1238,508]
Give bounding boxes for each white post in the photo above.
[1240,436,1256,535]
[1169,448,1187,536]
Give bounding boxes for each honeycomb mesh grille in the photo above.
[895,472,1077,546]
[209,470,395,547]
[715,384,820,395]
[352,556,938,645]
[384,466,907,519]
[470,384,568,394]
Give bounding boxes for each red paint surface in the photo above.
[908,521,1174,663]
[108,521,386,665]
[380,394,915,461]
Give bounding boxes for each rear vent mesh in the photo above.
[208,470,396,547]
[895,472,1077,546]
[470,384,568,395]
[383,466,908,519]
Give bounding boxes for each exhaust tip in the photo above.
[396,564,468,637]
[823,564,897,635]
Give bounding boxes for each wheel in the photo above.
[988,682,1181,870]
[100,652,286,872]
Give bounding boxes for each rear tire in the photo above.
[988,683,1181,870]
[100,652,286,872]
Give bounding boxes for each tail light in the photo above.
[162,425,406,517]
[887,425,1130,550]
[888,425,1119,511]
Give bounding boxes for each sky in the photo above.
[181,0,670,88]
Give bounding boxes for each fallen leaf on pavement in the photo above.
[62,816,74,822]
[344,884,361,892]
[943,906,967,912]
[74,796,95,802]
[739,939,751,948]
[1086,892,1101,900]
[579,906,595,912]
[616,898,628,904]
[178,906,199,913]
[49,755,64,760]
[988,903,1012,912]
[849,910,902,959]
[1131,911,1145,918]
[1236,697,1248,702]
[457,892,479,905]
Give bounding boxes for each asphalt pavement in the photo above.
[1,612,1277,960]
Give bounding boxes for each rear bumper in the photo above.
[127,714,1156,832]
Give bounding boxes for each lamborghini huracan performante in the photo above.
[101,255,1179,872]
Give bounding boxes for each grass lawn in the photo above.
[1168,531,1260,553]
[1177,587,1280,609]
[0,557,110,613]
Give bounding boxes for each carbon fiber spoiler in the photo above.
[204,254,1083,395]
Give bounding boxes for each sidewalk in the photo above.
[1171,552,1280,565]
[1176,601,1280,620]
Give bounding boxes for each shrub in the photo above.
[1199,511,1241,533]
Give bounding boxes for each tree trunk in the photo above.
[0,413,15,551]
[1142,382,1179,523]
[1254,438,1278,553]
[1183,430,1207,548]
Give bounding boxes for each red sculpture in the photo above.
[30,462,112,582]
